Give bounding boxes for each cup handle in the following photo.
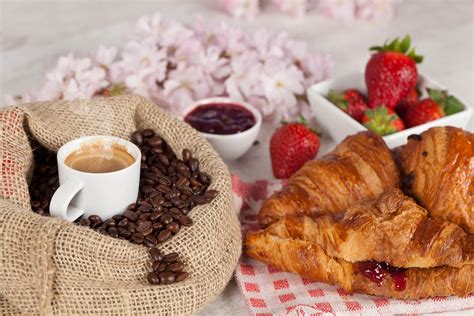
[49,179,85,222]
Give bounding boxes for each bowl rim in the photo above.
[307,71,473,138]
[181,97,262,139]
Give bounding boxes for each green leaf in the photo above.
[400,35,411,53]
[427,88,464,115]
[444,95,464,115]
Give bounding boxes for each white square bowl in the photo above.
[307,71,473,148]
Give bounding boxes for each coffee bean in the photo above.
[177,215,193,227]
[79,217,91,227]
[167,222,180,233]
[159,271,175,284]
[158,154,170,166]
[167,261,184,273]
[147,136,163,147]
[160,214,173,225]
[138,213,151,222]
[163,252,179,263]
[123,210,138,222]
[205,190,219,199]
[137,221,152,233]
[127,222,137,233]
[108,226,119,238]
[131,131,144,145]
[182,149,192,162]
[152,261,167,272]
[131,232,144,244]
[158,177,172,187]
[188,158,199,172]
[162,201,173,208]
[104,219,116,227]
[88,215,103,228]
[157,229,172,243]
[147,272,160,285]
[175,271,189,282]
[150,211,163,221]
[157,184,171,193]
[153,222,164,230]
[142,129,155,137]
[117,218,129,227]
[127,203,138,211]
[118,228,132,239]
[189,177,201,188]
[112,215,124,222]
[191,195,207,205]
[149,248,163,262]
[144,235,158,247]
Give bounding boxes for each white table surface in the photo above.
[1,1,473,315]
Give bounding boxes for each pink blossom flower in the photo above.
[163,65,211,115]
[219,0,260,19]
[260,58,305,121]
[317,0,356,21]
[250,29,286,61]
[159,22,194,48]
[135,13,164,41]
[173,39,203,66]
[272,0,308,17]
[301,53,333,87]
[225,51,263,101]
[356,0,396,22]
[95,46,117,68]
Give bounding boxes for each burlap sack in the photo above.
[0,95,242,315]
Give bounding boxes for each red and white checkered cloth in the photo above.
[231,176,474,316]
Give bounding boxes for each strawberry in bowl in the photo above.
[308,35,472,148]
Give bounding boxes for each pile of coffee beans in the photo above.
[29,142,59,216]
[28,129,219,285]
[147,248,188,285]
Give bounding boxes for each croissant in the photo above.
[245,229,474,299]
[259,189,473,268]
[398,127,474,233]
[259,132,400,228]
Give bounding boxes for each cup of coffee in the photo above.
[49,135,141,222]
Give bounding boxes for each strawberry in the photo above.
[403,88,463,128]
[396,88,419,118]
[270,119,320,179]
[327,89,368,122]
[361,106,405,136]
[365,35,423,109]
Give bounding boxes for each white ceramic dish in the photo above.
[182,97,262,161]
[307,71,473,148]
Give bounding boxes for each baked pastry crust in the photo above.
[398,127,474,233]
[245,225,474,299]
[259,132,400,228]
[257,189,473,268]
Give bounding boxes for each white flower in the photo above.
[135,13,164,41]
[225,51,263,101]
[260,58,305,120]
[163,65,211,115]
[95,45,117,68]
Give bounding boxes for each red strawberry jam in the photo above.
[184,103,256,135]
[358,261,407,291]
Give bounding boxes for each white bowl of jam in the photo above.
[182,97,262,161]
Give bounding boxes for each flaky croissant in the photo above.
[398,127,474,233]
[245,229,474,299]
[259,132,400,228]
[259,189,473,269]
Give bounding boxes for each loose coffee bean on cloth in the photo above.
[28,129,219,285]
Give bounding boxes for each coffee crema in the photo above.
[65,142,135,173]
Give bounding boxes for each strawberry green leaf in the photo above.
[327,90,349,110]
[400,35,411,53]
[370,35,423,63]
[444,95,464,115]
[427,88,464,115]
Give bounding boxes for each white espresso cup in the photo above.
[49,135,141,222]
